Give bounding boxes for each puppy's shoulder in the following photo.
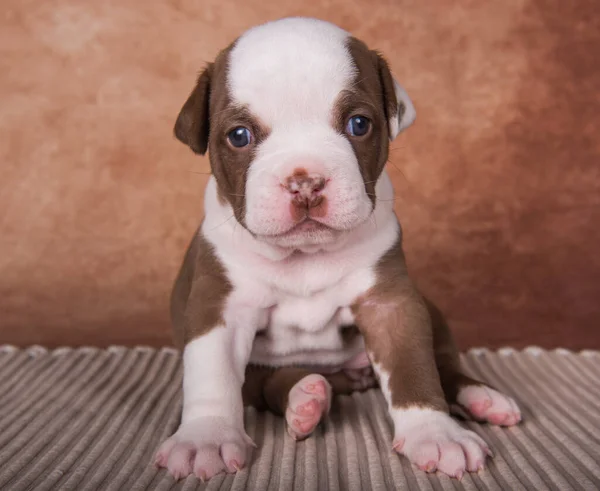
[374,224,408,280]
[351,218,412,304]
[170,223,233,347]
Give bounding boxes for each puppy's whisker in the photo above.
[366,192,398,202]
[230,204,245,215]
[386,159,409,183]
[209,213,236,231]
[368,213,377,228]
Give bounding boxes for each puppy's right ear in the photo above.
[375,54,416,140]
[174,64,213,155]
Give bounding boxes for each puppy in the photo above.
[155,17,521,481]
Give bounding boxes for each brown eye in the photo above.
[227,127,252,148]
[346,115,371,137]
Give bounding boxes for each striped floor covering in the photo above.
[0,346,598,490]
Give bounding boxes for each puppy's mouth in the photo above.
[269,218,335,238]
[288,218,332,233]
[253,218,340,249]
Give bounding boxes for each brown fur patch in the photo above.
[426,297,488,400]
[173,42,271,226]
[352,232,489,410]
[174,65,213,155]
[208,102,271,226]
[170,227,231,348]
[333,37,401,204]
[352,232,448,411]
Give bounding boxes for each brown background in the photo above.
[1,0,599,350]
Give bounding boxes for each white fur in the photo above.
[157,322,257,479]
[229,18,353,127]
[182,323,256,427]
[371,360,392,404]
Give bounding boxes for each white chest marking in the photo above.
[248,268,374,367]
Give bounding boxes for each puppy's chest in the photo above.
[248,284,363,367]
[231,250,378,367]
[269,290,354,331]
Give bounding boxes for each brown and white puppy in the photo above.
[155,18,521,481]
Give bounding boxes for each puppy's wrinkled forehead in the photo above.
[228,19,355,124]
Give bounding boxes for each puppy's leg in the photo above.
[427,298,521,427]
[155,230,266,481]
[354,277,491,478]
[259,367,331,440]
[242,364,275,411]
[244,364,376,439]
[155,317,258,481]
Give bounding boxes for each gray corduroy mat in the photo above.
[0,346,599,490]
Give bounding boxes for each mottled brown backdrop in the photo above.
[1,0,599,349]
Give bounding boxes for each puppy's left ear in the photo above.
[375,54,416,140]
[174,63,213,155]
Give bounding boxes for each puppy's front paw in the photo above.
[392,408,491,478]
[154,416,254,481]
[457,385,521,426]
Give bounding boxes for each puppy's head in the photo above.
[175,18,415,249]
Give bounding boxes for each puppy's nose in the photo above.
[284,172,326,209]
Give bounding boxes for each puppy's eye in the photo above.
[227,127,252,148]
[346,115,371,137]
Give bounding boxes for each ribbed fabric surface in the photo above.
[0,346,598,491]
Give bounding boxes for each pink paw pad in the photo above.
[293,418,316,433]
[458,385,521,427]
[469,399,492,417]
[296,399,319,416]
[304,381,327,398]
[286,374,332,440]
